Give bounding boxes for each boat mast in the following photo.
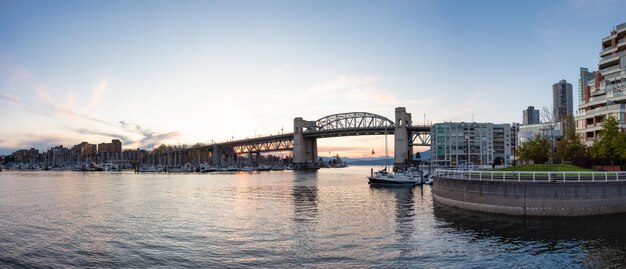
[384,126,388,170]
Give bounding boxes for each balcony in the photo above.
[600,65,622,75]
[602,34,614,43]
[600,46,617,56]
[603,70,626,81]
[599,50,625,66]
[578,104,626,117]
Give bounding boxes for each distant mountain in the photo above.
[320,149,431,165]
[344,157,394,165]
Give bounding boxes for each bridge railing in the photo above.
[432,169,626,183]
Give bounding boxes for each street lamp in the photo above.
[513,125,518,171]
[465,135,470,169]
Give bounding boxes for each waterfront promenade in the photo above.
[432,170,626,216]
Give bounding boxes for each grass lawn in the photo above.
[495,164,590,172]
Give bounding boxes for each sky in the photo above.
[1,0,625,157]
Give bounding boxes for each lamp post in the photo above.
[465,135,470,169]
[513,125,517,171]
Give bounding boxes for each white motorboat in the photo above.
[256,165,271,171]
[240,166,254,172]
[270,164,285,171]
[103,162,120,171]
[82,163,104,172]
[368,168,421,186]
[138,165,163,173]
[199,164,217,173]
[224,166,238,172]
[168,163,194,173]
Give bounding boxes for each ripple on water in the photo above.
[0,169,624,268]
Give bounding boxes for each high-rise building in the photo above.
[123,148,147,167]
[46,145,71,166]
[98,139,122,161]
[578,67,595,104]
[98,139,122,154]
[552,79,573,121]
[72,142,97,161]
[11,148,41,163]
[522,106,540,124]
[575,22,626,146]
[431,122,512,166]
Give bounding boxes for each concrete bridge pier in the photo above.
[394,107,412,166]
[212,146,220,167]
[213,145,235,167]
[293,117,318,170]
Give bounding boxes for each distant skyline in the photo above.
[1,0,625,156]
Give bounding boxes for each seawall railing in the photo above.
[433,169,626,183]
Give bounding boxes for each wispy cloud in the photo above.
[0,60,32,83]
[0,92,21,104]
[3,81,180,150]
[282,74,433,114]
[0,91,51,117]
[2,133,69,151]
[119,120,180,148]
[36,86,114,126]
[139,131,180,149]
[84,78,108,112]
[75,128,133,143]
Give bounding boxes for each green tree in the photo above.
[589,115,626,166]
[516,133,552,164]
[555,114,586,162]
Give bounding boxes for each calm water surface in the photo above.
[0,166,624,268]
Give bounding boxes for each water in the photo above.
[0,166,624,268]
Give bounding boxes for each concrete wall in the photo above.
[433,176,626,216]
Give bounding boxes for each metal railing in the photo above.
[578,103,625,117]
[433,169,626,183]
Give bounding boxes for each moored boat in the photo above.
[366,126,422,186]
[138,165,163,173]
[224,166,238,172]
[82,163,104,172]
[241,166,254,172]
[256,165,271,171]
[103,162,120,171]
[367,168,421,186]
[199,164,217,173]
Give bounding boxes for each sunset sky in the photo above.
[1,0,625,156]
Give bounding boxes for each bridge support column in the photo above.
[293,117,318,170]
[212,146,220,167]
[394,107,413,167]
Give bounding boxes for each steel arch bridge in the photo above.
[181,109,430,165]
[302,112,397,138]
[315,112,395,130]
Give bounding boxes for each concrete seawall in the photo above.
[432,176,626,216]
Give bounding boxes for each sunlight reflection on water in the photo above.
[0,167,624,268]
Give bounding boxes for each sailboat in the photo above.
[367,128,421,186]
